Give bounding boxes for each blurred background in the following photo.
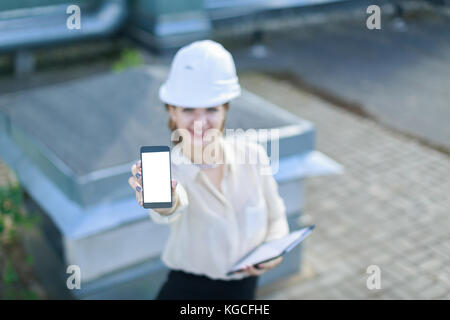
[0,0,449,299]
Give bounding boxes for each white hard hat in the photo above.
[159,39,241,108]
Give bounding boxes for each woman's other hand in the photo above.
[241,256,283,277]
[128,160,178,215]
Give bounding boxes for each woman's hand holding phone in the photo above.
[128,160,179,215]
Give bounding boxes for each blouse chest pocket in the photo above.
[244,196,268,244]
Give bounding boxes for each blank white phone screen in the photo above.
[142,151,171,203]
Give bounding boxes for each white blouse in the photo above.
[148,136,290,280]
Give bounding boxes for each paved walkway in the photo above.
[229,2,450,151]
[240,72,450,300]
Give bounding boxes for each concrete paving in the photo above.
[229,4,450,151]
[239,72,450,300]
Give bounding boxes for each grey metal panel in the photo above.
[207,0,350,10]
[232,88,316,158]
[206,0,351,20]
[0,132,92,238]
[127,10,212,51]
[0,0,127,52]
[279,178,304,217]
[0,67,312,175]
[127,0,213,51]
[10,123,78,203]
[275,150,344,184]
[278,128,314,159]
[0,69,170,176]
[73,211,306,299]
[64,213,170,282]
[78,172,133,206]
[79,258,169,300]
[0,66,316,207]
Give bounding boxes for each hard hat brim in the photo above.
[159,83,241,108]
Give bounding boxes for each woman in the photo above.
[128,40,289,300]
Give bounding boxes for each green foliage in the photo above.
[3,259,19,285]
[5,288,40,300]
[0,183,23,214]
[0,183,40,242]
[21,289,40,300]
[0,183,43,299]
[112,48,144,72]
[25,254,34,267]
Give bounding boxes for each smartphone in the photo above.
[140,146,172,209]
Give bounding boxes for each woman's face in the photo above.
[168,104,227,146]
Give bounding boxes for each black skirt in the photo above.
[156,269,259,300]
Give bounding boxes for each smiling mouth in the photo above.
[188,128,210,138]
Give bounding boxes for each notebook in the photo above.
[227,225,315,276]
